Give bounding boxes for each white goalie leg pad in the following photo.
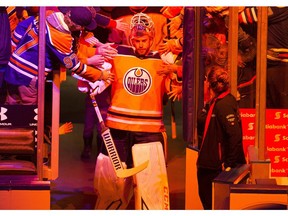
[132,142,170,210]
[94,153,134,209]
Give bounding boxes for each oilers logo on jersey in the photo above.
[123,67,152,96]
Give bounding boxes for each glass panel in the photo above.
[183,6,288,179]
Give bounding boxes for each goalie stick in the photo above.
[89,86,149,178]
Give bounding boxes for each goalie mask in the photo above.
[129,12,155,41]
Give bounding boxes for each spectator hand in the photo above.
[158,39,183,55]
[97,43,118,60]
[59,122,73,135]
[101,70,115,83]
[167,84,182,101]
[170,28,183,39]
[158,38,183,55]
[85,36,103,47]
[157,63,177,76]
[87,55,105,68]
[115,18,129,32]
[167,16,183,36]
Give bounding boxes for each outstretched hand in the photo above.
[87,55,105,68]
[167,84,182,102]
[59,122,73,135]
[85,36,102,47]
[101,70,115,83]
[167,16,182,37]
[115,18,129,32]
[97,43,118,60]
[158,38,183,55]
[157,63,177,76]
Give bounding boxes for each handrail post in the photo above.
[255,7,268,161]
[37,6,46,180]
[227,7,239,98]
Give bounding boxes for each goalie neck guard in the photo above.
[130,12,155,39]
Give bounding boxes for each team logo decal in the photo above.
[123,67,151,95]
[0,107,8,121]
[34,108,38,121]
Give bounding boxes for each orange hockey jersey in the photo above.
[106,45,167,133]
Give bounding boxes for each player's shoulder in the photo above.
[17,16,35,28]
[13,16,36,36]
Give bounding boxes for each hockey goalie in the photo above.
[91,12,182,210]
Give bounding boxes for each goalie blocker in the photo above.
[132,142,170,210]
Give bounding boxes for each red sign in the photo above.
[240,108,288,177]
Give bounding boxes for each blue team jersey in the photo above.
[5,12,86,86]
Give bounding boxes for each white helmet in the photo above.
[130,12,155,39]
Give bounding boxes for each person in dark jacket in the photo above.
[197,66,246,210]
